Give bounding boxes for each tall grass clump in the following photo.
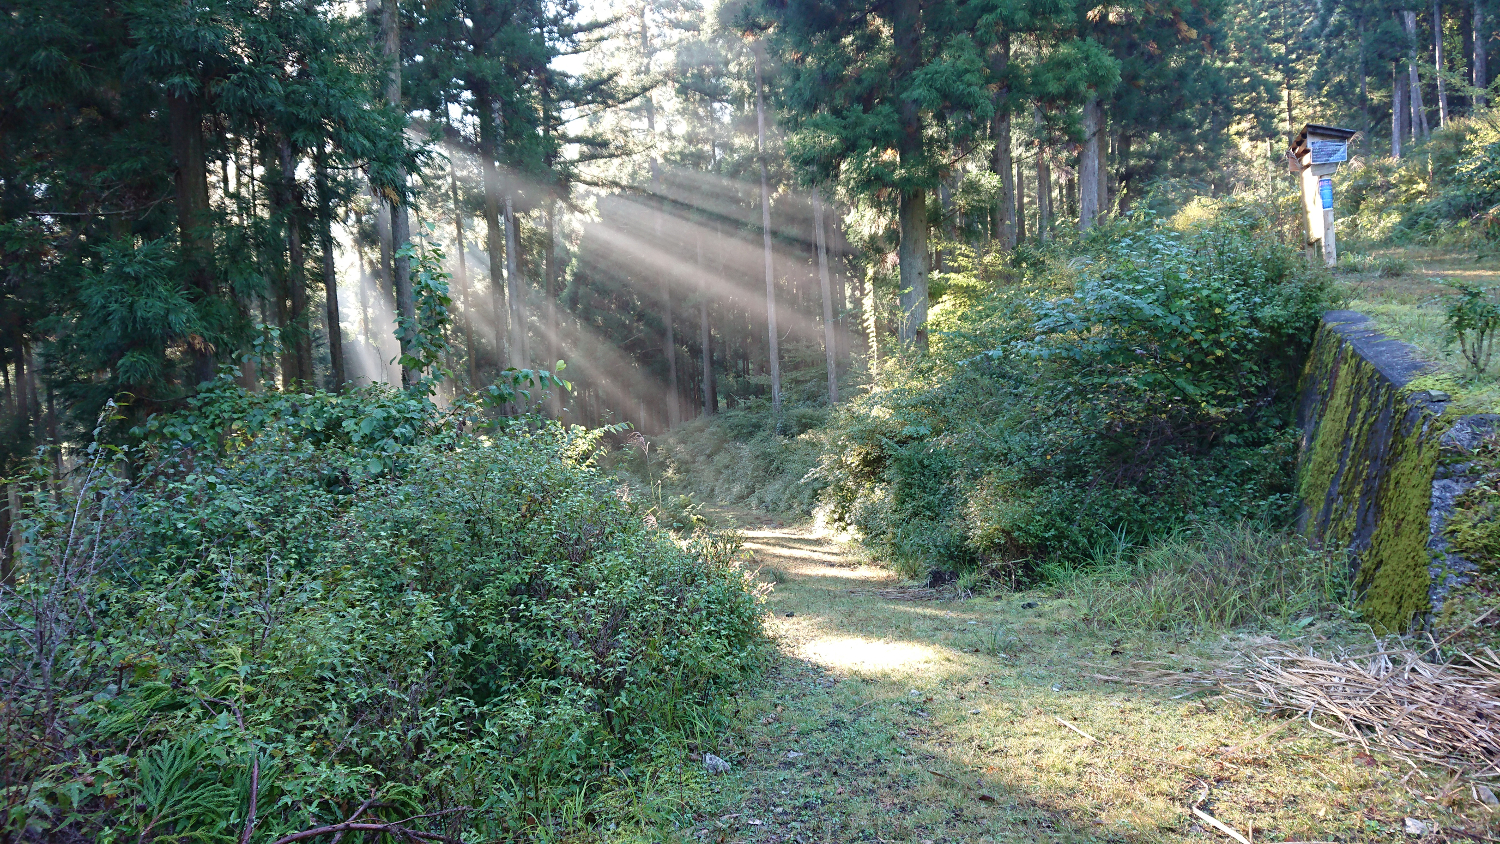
[0,384,767,842]
[1059,523,1351,632]
[639,407,831,518]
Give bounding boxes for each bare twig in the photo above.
[1053,717,1099,744]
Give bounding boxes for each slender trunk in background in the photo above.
[754,45,782,416]
[1402,11,1431,139]
[1284,74,1296,141]
[1477,0,1489,108]
[476,95,508,367]
[989,33,1015,248]
[382,0,414,386]
[1360,20,1372,155]
[316,143,345,390]
[505,195,525,368]
[279,138,312,386]
[356,232,373,365]
[450,160,474,387]
[697,230,715,416]
[814,193,837,404]
[375,193,394,316]
[169,93,216,384]
[1079,96,1101,231]
[1436,0,1449,127]
[1394,63,1406,156]
[3,483,18,585]
[1035,134,1052,239]
[893,0,928,349]
[547,200,561,416]
[1098,115,1110,217]
[14,345,29,439]
[1015,157,1026,240]
[655,205,679,427]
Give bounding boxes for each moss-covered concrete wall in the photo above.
[1296,311,1448,632]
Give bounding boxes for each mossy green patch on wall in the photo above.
[1296,311,1447,632]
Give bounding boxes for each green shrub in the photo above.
[1,391,766,841]
[816,200,1332,577]
[1442,280,1500,373]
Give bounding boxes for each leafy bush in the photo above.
[1442,280,1500,373]
[817,201,1333,577]
[0,391,766,841]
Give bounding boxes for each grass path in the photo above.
[650,517,1494,844]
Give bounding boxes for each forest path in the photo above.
[663,516,1458,844]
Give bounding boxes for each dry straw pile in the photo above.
[1221,643,1500,781]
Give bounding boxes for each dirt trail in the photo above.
[668,520,1467,844]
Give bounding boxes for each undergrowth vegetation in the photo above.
[1339,108,1500,248]
[1053,522,1351,634]
[0,382,767,841]
[664,201,1333,597]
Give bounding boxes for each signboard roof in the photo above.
[1290,123,1358,159]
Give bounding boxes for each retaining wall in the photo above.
[1296,311,1450,632]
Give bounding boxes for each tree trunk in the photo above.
[375,193,394,327]
[1477,0,1489,108]
[476,95,508,368]
[505,194,525,368]
[1403,11,1432,139]
[989,33,1015,249]
[893,0,928,349]
[754,46,782,416]
[279,138,312,386]
[316,142,345,390]
[1036,135,1052,240]
[450,159,475,387]
[382,0,415,387]
[168,93,216,384]
[1394,63,1407,157]
[1098,112,1110,218]
[814,192,838,404]
[1015,157,1026,240]
[656,204,679,427]
[1079,95,1101,231]
[547,199,561,415]
[1360,20,1372,154]
[697,230,715,416]
[1436,0,1450,127]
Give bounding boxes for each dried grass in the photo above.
[1220,643,1500,782]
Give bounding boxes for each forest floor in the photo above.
[632,512,1498,844]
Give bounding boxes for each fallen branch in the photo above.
[272,805,470,844]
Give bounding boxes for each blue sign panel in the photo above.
[1319,177,1333,210]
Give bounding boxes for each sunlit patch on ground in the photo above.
[795,635,940,674]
